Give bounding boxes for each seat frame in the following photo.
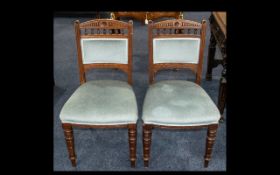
[143,19,219,168]
[62,19,137,167]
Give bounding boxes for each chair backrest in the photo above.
[74,19,133,85]
[148,19,206,85]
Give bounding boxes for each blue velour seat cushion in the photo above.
[60,80,138,125]
[142,80,220,126]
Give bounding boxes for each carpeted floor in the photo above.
[53,12,226,171]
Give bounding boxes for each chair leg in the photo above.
[62,123,77,167]
[204,124,218,167]
[143,124,152,167]
[128,124,137,167]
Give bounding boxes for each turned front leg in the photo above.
[204,124,218,167]
[62,123,77,167]
[128,124,137,167]
[143,124,152,167]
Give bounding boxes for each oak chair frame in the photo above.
[62,19,137,167]
[143,19,219,168]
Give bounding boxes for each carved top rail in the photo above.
[77,19,133,37]
[150,19,203,37]
[79,19,130,29]
[152,19,202,29]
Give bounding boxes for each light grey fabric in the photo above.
[142,80,220,126]
[153,38,200,64]
[60,80,138,125]
[81,38,128,64]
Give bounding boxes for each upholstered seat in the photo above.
[60,80,138,125]
[142,80,220,126]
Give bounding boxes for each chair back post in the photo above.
[195,19,207,85]
[127,20,133,85]
[148,20,154,84]
[74,20,86,85]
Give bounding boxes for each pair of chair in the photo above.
[59,18,221,168]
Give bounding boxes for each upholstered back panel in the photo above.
[153,38,200,64]
[81,38,128,64]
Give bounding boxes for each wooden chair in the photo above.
[59,19,138,167]
[142,19,220,168]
